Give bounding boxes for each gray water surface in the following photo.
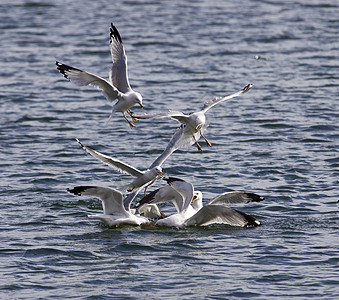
[0,0,338,299]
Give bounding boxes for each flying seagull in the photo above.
[56,23,143,128]
[132,84,253,151]
[75,138,176,195]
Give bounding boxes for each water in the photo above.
[0,0,338,298]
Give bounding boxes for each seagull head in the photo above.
[155,166,164,177]
[135,92,143,109]
[191,191,203,210]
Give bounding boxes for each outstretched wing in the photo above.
[109,23,131,93]
[76,138,143,177]
[132,110,189,123]
[148,126,184,169]
[184,205,261,227]
[149,123,200,170]
[201,84,253,113]
[67,186,126,216]
[208,191,264,205]
[56,61,121,102]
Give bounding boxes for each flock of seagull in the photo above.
[57,23,264,228]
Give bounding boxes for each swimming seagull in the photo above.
[131,84,253,151]
[56,23,143,128]
[75,138,173,194]
[67,186,149,226]
[137,177,263,227]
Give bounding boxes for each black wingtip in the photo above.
[242,84,253,93]
[55,61,81,80]
[235,209,261,227]
[67,186,94,196]
[56,61,68,78]
[110,22,122,44]
[135,189,159,209]
[75,137,85,148]
[164,177,185,185]
[244,192,265,202]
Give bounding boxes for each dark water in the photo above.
[1,0,338,298]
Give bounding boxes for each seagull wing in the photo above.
[201,84,253,113]
[123,188,142,212]
[56,61,121,102]
[208,191,264,205]
[109,23,131,93]
[184,205,261,227]
[165,177,194,213]
[76,138,143,177]
[132,110,189,124]
[148,126,184,169]
[67,186,127,215]
[136,185,184,213]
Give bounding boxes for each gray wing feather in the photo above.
[67,186,126,216]
[166,178,194,213]
[201,84,253,113]
[208,191,264,205]
[76,138,143,177]
[109,23,131,93]
[123,188,142,212]
[148,126,184,169]
[56,61,120,102]
[132,110,188,123]
[136,185,184,213]
[184,205,260,227]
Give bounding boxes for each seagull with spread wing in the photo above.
[132,84,253,151]
[75,138,177,195]
[56,23,143,128]
[67,186,150,226]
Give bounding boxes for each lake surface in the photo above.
[0,0,338,299]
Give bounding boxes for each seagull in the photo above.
[131,84,253,151]
[75,138,174,195]
[56,23,143,128]
[136,177,263,227]
[67,186,149,226]
[137,204,166,219]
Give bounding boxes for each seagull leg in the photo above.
[127,110,139,122]
[200,130,212,147]
[193,135,202,151]
[123,112,135,128]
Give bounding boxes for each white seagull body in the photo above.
[132,84,253,151]
[137,177,263,227]
[75,138,175,194]
[56,23,143,128]
[67,186,149,226]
